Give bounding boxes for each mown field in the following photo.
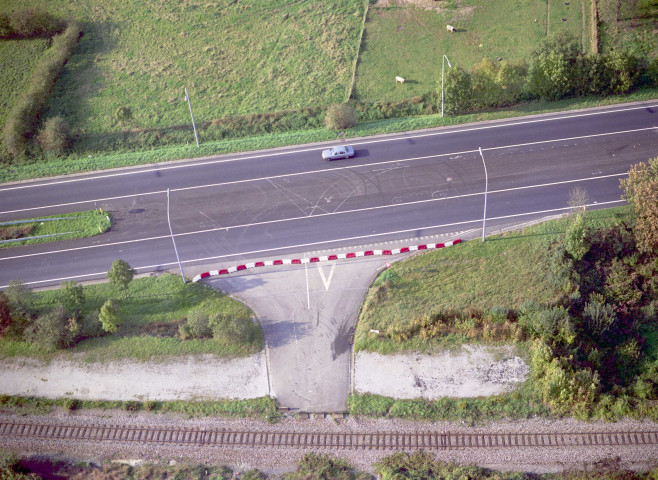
[353,0,590,102]
[0,38,49,127]
[0,0,365,136]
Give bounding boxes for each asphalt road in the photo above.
[1,101,657,288]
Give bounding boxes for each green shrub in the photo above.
[324,103,358,130]
[3,8,65,38]
[123,400,141,411]
[58,280,85,316]
[210,313,258,345]
[37,116,71,156]
[79,309,104,339]
[565,212,589,261]
[604,258,643,304]
[114,106,133,124]
[284,453,356,480]
[178,310,212,340]
[65,398,79,410]
[0,293,11,338]
[442,66,473,114]
[106,259,135,298]
[24,304,75,350]
[98,299,122,333]
[583,293,617,338]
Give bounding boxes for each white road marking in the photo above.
[317,263,336,291]
[0,173,626,263]
[1,199,625,289]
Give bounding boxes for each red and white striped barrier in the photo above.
[192,239,462,283]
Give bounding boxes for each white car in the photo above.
[322,145,355,161]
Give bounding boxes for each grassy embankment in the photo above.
[351,206,658,423]
[0,210,111,248]
[0,393,278,421]
[0,273,261,361]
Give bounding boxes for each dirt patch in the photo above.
[354,345,529,399]
[0,354,269,401]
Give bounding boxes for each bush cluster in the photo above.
[178,305,259,346]
[0,279,104,352]
[532,215,658,418]
[443,33,646,115]
[2,22,81,158]
[0,8,66,38]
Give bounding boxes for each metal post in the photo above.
[441,55,452,117]
[184,87,200,147]
[167,189,186,283]
[479,147,488,242]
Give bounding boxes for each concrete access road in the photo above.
[0,101,656,288]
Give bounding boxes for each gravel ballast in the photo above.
[1,411,657,475]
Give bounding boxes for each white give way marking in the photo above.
[317,262,336,291]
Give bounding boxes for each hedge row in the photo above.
[2,22,81,157]
[444,33,657,115]
[0,8,66,39]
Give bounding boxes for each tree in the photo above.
[107,259,135,298]
[4,280,34,317]
[59,280,85,316]
[37,116,71,156]
[528,33,581,100]
[568,186,590,212]
[620,157,658,254]
[99,299,122,333]
[565,212,589,261]
[441,66,473,114]
[324,103,358,131]
[605,51,640,95]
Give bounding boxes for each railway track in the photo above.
[2,422,657,450]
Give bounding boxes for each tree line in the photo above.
[443,32,658,114]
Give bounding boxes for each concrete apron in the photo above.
[208,255,392,413]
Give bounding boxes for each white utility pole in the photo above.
[167,189,186,283]
[479,147,488,242]
[184,87,199,147]
[441,55,452,117]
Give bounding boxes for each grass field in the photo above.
[353,0,590,102]
[0,210,111,248]
[0,38,49,128]
[355,206,631,354]
[0,0,365,137]
[597,0,658,58]
[0,273,260,361]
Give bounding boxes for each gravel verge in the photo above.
[355,346,529,398]
[0,353,269,401]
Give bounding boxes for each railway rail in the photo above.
[2,422,657,450]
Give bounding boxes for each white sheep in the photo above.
[395,76,405,83]
[446,25,456,32]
